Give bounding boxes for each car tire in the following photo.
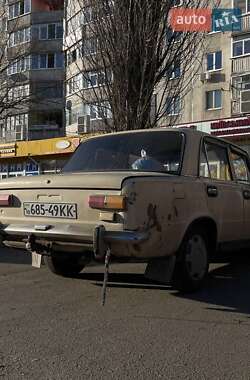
[172,227,209,293]
[44,253,86,277]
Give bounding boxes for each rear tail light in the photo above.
[89,195,126,211]
[0,194,12,206]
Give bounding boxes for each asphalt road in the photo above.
[1,248,250,380]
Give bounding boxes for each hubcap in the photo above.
[185,234,207,280]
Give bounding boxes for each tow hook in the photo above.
[25,234,51,256]
[26,234,36,252]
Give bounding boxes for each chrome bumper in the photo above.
[93,225,149,259]
[0,223,149,258]
[1,224,93,244]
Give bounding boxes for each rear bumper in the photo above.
[1,223,93,244]
[0,223,149,258]
[93,225,149,259]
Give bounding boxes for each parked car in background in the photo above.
[0,128,249,292]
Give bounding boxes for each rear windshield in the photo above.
[63,131,184,174]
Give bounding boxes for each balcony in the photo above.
[32,10,64,24]
[241,14,250,32]
[232,56,250,74]
[232,14,250,34]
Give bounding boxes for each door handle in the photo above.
[243,190,250,200]
[207,185,218,197]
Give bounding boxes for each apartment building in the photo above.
[64,0,250,155]
[3,0,64,142]
[64,0,113,135]
[163,0,250,153]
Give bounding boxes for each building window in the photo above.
[233,0,250,14]
[66,101,111,124]
[48,24,56,39]
[33,23,63,40]
[67,7,95,35]
[83,70,111,88]
[66,70,111,95]
[165,97,180,115]
[67,73,82,95]
[8,84,30,101]
[82,38,98,56]
[6,114,28,142]
[31,55,39,69]
[67,39,97,63]
[40,25,47,39]
[166,29,182,44]
[233,38,250,57]
[90,105,100,120]
[47,53,55,68]
[56,53,64,68]
[206,51,222,71]
[8,0,31,20]
[31,53,64,70]
[7,56,30,75]
[206,90,222,110]
[8,27,31,47]
[66,44,81,65]
[166,61,181,79]
[88,102,112,120]
[40,54,47,69]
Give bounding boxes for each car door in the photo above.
[229,147,250,242]
[199,138,244,243]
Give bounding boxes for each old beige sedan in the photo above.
[0,128,249,292]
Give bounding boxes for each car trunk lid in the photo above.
[0,172,168,238]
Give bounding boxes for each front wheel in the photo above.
[172,227,209,293]
[44,253,87,277]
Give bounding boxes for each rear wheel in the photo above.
[45,253,87,277]
[172,227,209,293]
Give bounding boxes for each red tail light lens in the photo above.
[89,195,105,209]
[0,194,12,206]
[89,195,126,211]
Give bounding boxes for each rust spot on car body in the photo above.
[133,244,141,252]
[147,204,162,232]
[174,206,178,217]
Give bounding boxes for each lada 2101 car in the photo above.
[0,128,250,292]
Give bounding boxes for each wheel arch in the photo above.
[180,217,218,257]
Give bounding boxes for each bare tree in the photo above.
[64,0,213,132]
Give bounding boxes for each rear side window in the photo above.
[230,150,249,182]
[199,144,210,177]
[200,140,232,181]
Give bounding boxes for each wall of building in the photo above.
[160,0,250,149]
[3,0,65,143]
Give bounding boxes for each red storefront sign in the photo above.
[174,117,250,138]
[211,117,250,130]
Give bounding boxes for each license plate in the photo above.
[23,202,77,219]
[32,252,42,268]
